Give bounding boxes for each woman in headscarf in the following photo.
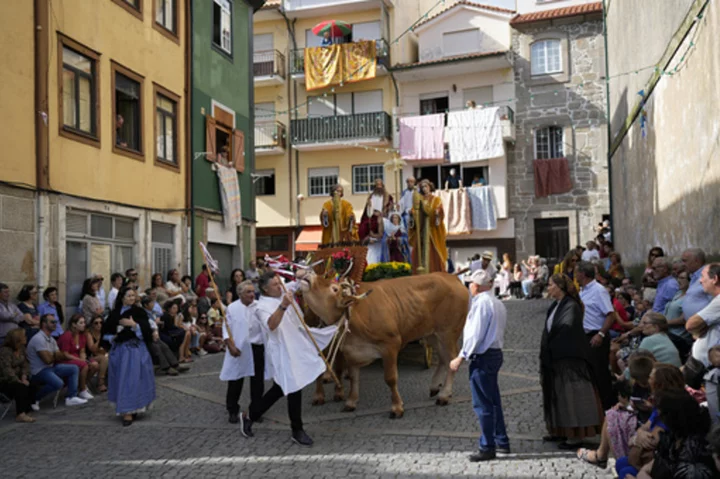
[381,210,409,263]
[103,287,156,426]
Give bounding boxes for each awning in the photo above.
[295,226,322,252]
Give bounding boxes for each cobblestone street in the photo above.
[0,299,614,478]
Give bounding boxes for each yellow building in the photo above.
[253,0,398,258]
[0,0,188,308]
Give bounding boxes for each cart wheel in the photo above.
[424,344,433,369]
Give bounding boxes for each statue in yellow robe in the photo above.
[320,185,358,245]
[408,179,448,274]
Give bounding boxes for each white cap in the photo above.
[470,270,493,287]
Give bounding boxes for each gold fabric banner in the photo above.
[305,41,377,92]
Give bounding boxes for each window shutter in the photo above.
[233,129,245,173]
[153,245,174,279]
[206,115,217,162]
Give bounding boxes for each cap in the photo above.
[470,270,493,287]
[481,251,494,261]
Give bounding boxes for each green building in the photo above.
[189,0,265,293]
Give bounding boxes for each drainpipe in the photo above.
[602,0,614,235]
[34,0,49,288]
[187,0,196,276]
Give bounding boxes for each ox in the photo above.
[298,270,469,418]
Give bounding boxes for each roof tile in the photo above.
[510,2,603,25]
[393,50,507,70]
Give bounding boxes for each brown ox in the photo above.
[298,270,468,418]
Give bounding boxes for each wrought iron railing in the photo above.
[254,121,287,150]
[253,50,286,79]
[290,39,389,75]
[291,112,391,145]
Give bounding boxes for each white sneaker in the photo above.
[78,389,94,400]
[30,402,40,412]
[65,396,88,406]
[198,349,208,356]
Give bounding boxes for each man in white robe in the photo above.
[240,272,336,447]
[220,281,256,424]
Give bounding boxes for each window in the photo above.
[58,37,99,145]
[420,96,449,116]
[535,126,564,159]
[255,170,276,196]
[443,29,480,57]
[463,86,493,109]
[154,0,176,35]
[352,21,381,42]
[154,85,179,167]
[152,222,175,279]
[462,166,490,187]
[352,164,384,194]
[213,0,232,55]
[308,90,383,118]
[65,212,136,312]
[112,0,143,19]
[308,167,338,197]
[112,63,144,159]
[531,39,562,76]
[257,235,289,253]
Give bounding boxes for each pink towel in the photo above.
[399,113,445,161]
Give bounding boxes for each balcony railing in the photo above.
[291,111,391,145]
[253,50,286,79]
[498,105,514,124]
[255,121,287,150]
[290,39,389,75]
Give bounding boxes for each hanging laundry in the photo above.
[399,113,445,161]
[533,158,573,198]
[216,163,242,227]
[305,41,377,92]
[438,189,472,235]
[467,186,497,231]
[446,106,504,163]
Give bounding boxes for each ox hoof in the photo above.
[429,388,440,398]
[311,398,325,406]
[342,404,356,413]
[389,410,404,419]
[333,393,345,402]
[435,397,450,406]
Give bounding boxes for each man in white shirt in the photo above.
[450,269,509,462]
[221,281,259,425]
[400,176,416,215]
[240,272,336,447]
[576,260,617,410]
[581,241,600,262]
[108,273,124,311]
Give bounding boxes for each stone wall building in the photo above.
[508,2,610,267]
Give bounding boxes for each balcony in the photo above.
[498,105,515,142]
[253,50,286,87]
[283,0,393,18]
[290,39,389,82]
[291,111,391,151]
[255,121,287,156]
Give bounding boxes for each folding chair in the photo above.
[0,392,13,421]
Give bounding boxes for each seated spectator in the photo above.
[637,313,682,367]
[531,258,550,298]
[664,269,693,361]
[0,283,26,347]
[686,264,720,369]
[85,315,108,392]
[27,314,87,408]
[165,269,188,303]
[159,300,191,363]
[17,285,40,340]
[181,275,198,303]
[107,273,124,311]
[80,278,104,323]
[509,264,523,299]
[641,247,665,291]
[195,313,224,354]
[0,328,36,422]
[181,302,205,357]
[607,252,627,287]
[150,273,169,304]
[140,296,189,376]
[38,287,65,338]
[610,290,635,338]
[652,257,679,313]
[208,297,225,337]
[57,314,98,399]
[632,389,717,478]
[521,256,538,298]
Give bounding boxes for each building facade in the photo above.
[607,0,719,267]
[508,0,609,268]
[190,0,263,294]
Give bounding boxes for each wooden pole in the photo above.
[279,281,341,387]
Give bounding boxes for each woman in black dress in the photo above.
[541,273,603,449]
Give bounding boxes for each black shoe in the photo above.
[228,413,239,424]
[240,415,254,438]
[291,429,313,447]
[496,447,511,457]
[469,449,496,462]
[558,440,582,450]
[122,418,133,427]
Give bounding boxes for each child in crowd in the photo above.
[605,379,637,459]
[628,354,654,425]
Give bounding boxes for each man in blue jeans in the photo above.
[26,314,88,409]
[450,269,509,462]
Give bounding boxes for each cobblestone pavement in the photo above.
[0,299,615,478]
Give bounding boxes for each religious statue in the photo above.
[363,210,384,265]
[359,178,393,242]
[381,210,410,264]
[408,179,448,274]
[320,185,358,246]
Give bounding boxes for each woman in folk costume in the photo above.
[240,271,336,447]
[381,210,410,264]
[103,287,156,427]
[408,179,448,274]
[320,184,358,245]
